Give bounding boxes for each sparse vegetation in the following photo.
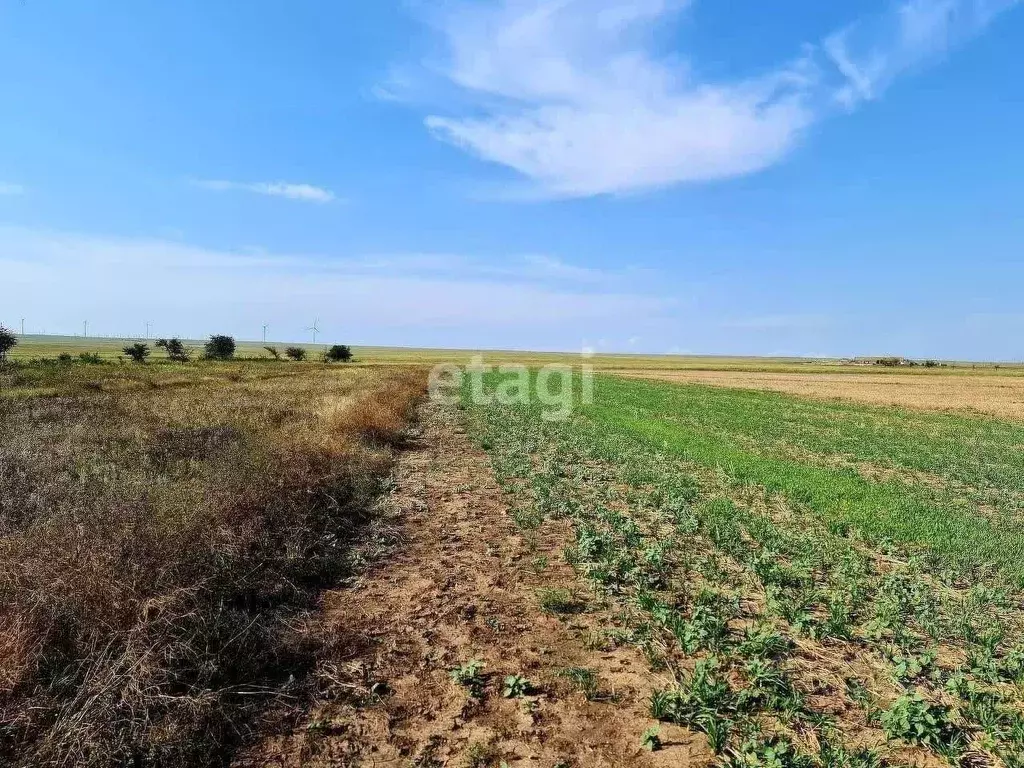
[264,345,281,360]
[285,346,307,361]
[0,360,426,767]
[461,370,1024,767]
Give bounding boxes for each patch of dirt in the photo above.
[611,369,1024,422]
[236,401,709,767]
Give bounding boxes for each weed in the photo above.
[880,691,961,753]
[465,741,499,767]
[502,674,531,698]
[537,588,585,615]
[450,660,487,697]
[722,735,815,768]
[558,667,599,700]
[641,726,662,752]
[650,657,734,726]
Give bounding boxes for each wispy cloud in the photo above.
[825,0,1020,108]
[0,225,673,347]
[405,0,1020,198]
[193,179,337,204]
[0,182,26,196]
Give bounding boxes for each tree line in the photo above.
[0,327,353,364]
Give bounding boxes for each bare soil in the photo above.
[612,369,1024,421]
[236,402,709,767]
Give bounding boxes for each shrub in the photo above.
[0,325,16,362]
[123,343,150,363]
[156,338,190,362]
[78,352,103,364]
[285,346,307,361]
[324,344,353,363]
[875,357,904,367]
[263,346,281,360]
[204,335,236,361]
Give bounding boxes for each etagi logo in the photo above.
[428,354,595,421]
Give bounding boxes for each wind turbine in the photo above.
[306,318,321,344]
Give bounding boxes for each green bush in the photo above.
[156,338,190,362]
[0,325,16,362]
[123,343,150,363]
[324,344,353,363]
[204,335,236,361]
[285,347,307,361]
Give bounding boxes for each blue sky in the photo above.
[2,0,1023,358]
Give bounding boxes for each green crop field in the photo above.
[460,371,1024,766]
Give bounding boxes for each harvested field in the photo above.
[612,369,1024,421]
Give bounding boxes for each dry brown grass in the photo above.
[614,369,1024,421]
[0,361,425,767]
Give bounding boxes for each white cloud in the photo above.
[193,179,337,203]
[825,0,1020,109]
[0,182,25,196]
[409,0,1020,198]
[0,225,673,347]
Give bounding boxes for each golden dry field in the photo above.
[612,369,1024,421]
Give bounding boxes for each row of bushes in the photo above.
[0,327,353,365]
[875,357,945,368]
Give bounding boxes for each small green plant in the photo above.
[450,659,486,696]
[263,345,281,360]
[502,674,531,698]
[537,588,585,615]
[736,624,790,659]
[723,735,815,768]
[880,691,960,752]
[558,667,599,700]
[285,346,307,361]
[465,741,499,767]
[650,657,734,726]
[641,726,662,752]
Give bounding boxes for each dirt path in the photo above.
[236,402,708,767]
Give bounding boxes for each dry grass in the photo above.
[0,361,425,767]
[615,368,1024,421]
